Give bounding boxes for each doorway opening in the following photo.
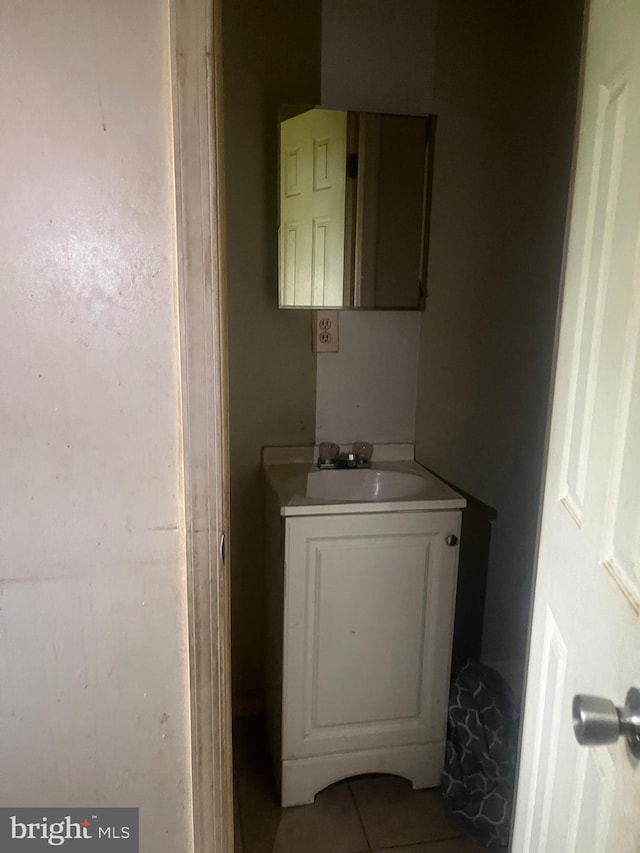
[221,2,585,851]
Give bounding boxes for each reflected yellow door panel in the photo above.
[279,108,347,307]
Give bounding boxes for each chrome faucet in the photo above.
[317,441,373,469]
[352,441,373,467]
[317,442,340,469]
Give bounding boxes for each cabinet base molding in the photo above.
[279,742,444,807]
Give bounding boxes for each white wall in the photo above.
[316,312,420,444]
[0,3,192,850]
[316,0,434,448]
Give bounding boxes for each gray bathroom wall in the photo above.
[223,0,321,694]
[414,0,585,666]
[321,0,437,114]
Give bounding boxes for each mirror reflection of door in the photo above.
[279,107,431,309]
[279,108,348,307]
[356,113,429,308]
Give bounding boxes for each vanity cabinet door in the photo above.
[282,510,461,760]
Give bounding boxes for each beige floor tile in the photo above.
[350,775,464,849]
[235,771,281,853]
[371,836,486,853]
[238,775,368,853]
[272,783,369,853]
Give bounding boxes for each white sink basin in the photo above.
[263,448,467,516]
[304,468,431,502]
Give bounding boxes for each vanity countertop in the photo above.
[263,445,466,517]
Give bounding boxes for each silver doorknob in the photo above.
[572,688,640,757]
[445,534,458,546]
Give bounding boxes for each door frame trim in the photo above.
[170,1,233,851]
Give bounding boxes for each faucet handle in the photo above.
[352,441,373,467]
[318,442,340,468]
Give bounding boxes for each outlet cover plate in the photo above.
[312,310,339,353]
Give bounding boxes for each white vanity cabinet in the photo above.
[264,485,463,806]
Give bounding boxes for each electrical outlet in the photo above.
[312,310,339,353]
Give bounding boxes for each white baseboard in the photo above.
[279,742,444,807]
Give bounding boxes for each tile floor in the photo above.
[233,716,486,853]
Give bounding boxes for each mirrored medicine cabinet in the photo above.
[278,105,434,310]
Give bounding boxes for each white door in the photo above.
[279,108,347,307]
[512,0,640,850]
